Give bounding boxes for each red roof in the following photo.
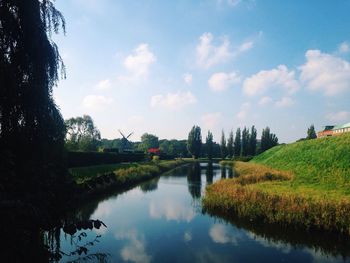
[148,148,160,154]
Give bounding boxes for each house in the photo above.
[332,122,350,136]
[317,125,335,138]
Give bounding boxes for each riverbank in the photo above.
[72,159,192,197]
[203,134,350,234]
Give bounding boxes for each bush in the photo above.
[67,151,145,168]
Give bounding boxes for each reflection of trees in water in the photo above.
[139,177,160,193]
[206,162,214,185]
[187,163,202,199]
[221,167,226,179]
[204,209,350,260]
[228,167,234,178]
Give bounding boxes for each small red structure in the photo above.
[148,148,160,155]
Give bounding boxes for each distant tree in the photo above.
[307,124,317,139]
[65,115,101,151]
[260,127,278,153]
[206,130,214,160]
[227,130,234,159]
[159,140,174,155]
[241,127,250,156]
[139,133,159,152]
[187,126,202,159]
[248,125,257,156]
[220,130,227,159]
[233,128,241,157]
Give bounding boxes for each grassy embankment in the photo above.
[203,133,350,233]
[69,159,190,195]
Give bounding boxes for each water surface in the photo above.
[58,163,350,263]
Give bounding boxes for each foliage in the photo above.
[0,0,68,199]
[65,115,101,151]
[307,124,317,140]
[138,133,159,152]
[227,130,234,159]
[206,130,214,160]
[187,125,202,159]
[233,128,241,157]
[220,130,227,159]
[241,127,249,156]
[259,126,278,153]
[248,125,257,156]
[67,151,145,168]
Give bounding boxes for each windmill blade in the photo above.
[118,129,126,138]
[126,132,134,139]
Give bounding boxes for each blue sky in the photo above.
[53,0,350,143]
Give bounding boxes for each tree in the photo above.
[260,127,278,153]
[206,130,214,160]
[307,124,317,139]
[187,126,202,159]
[139,133,159,152]
[220,130,227,159]
[248,125,257,156]
[0,1,67,196]
[65,115,101,151]
[233,128,241,157]
[227,130,234,159]
[241,127,250,156]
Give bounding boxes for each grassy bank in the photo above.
[72,159,189,195]
[204,134,350,233]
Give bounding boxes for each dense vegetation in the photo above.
[204,133,350,233]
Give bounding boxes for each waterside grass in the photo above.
[203,145,350,234]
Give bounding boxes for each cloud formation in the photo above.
[201,112,222,129]
[95,79,111,90]
[243,65,299,96]
[82,95,113,110]
[339,42,349,53]
[275,96,294,108]
[150,91,196,110]
[236,102,251,120]
[196,33,232,69]
[183,73,193,85]
[300,50,350,96]
[326,111,350,122]
[208,72,241,92]
[123,43,156,78]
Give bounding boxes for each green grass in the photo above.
[203,133,350,233]
[252,133,350,195]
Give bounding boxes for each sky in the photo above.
[53,0,350,143]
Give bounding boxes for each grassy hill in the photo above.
[252,133,350,195]
[203,133,350,232]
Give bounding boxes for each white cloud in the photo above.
[258,96,273,106]
[150,91,197,110]
[238,41,254,53]
[236,102,251,120]
[339,42,349,53]
[275,97,294,108]
[300,50,350,96]
[201,112,222,129]
[196,33,232,69]
[209,224,238,245]
[123,43,156,77]
[82,95,113,110]
[183,73,193,85]
[115,229,151,263]
[243,65,300,96]
[227,0,242,6]
[325,111,350,122]
[208,72,241,92]
[149,199,195,222]
[95,79,111,90]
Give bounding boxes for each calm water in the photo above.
[57,163,350,263]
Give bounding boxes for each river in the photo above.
[56,163,350,263]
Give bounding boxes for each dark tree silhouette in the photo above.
[233,127,241,157]
[0,1,68,201]
[206,130,214,160]
[227,130,234,159]
[307,124,317,140]
[260,126,278,153]
[220,130,227,159]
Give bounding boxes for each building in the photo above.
[317,122,350,138]
[332,122,350,135]
[317,125,335,138]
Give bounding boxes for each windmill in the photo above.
[118,130,134,152]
